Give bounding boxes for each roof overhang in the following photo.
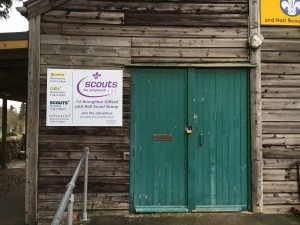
[24,0,71,19]
[0,32,28,102]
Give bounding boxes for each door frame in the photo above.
[129,67,252,213]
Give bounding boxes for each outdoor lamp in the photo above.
[16,6,27,17]
[248,33,264,49]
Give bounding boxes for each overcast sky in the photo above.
[0,0,28,33]
[0,100,22,112]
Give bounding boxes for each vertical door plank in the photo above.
[131,68,188,212]
[194,69,249,211]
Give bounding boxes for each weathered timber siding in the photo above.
[261,27,300,213]
[41,0,249,64]
[37,0,249,222]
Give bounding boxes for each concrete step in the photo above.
[73,213,300,225]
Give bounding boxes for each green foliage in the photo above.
[7,105,18,132]
[0,0,12,20]
[19,102,26,120]
[18,102,26,133]
[0,102,26,134]
[0,0,23,20]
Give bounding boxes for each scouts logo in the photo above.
[77,72,118,98]
[281,0,300,16]
[92,72,101,79]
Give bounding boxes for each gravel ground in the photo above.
[0,168,25,198]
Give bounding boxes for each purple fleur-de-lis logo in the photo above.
[92,72,101,79]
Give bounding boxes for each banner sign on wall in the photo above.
[47,69,123,126]
[261,0,300,26]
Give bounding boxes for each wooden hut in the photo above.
[22,0,300,224]
[0,32,28,169]
[0,32,28,103]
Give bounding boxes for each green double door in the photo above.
[130,68,250,213]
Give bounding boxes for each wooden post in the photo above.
[25,15,40,225]
[249,0,263,213]
[1,97,7,169]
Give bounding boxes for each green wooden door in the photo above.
[188,69,249,211]
[131,68,249,213]
[130,68,188,212]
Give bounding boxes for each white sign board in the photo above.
[47,69,123,126]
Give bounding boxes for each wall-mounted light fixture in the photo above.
[248,33,264,49]
[16,6,27,18]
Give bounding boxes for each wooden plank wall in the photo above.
[37,0,249,223]
[261,27,300,213]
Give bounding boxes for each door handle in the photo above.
[186,126,192,134]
